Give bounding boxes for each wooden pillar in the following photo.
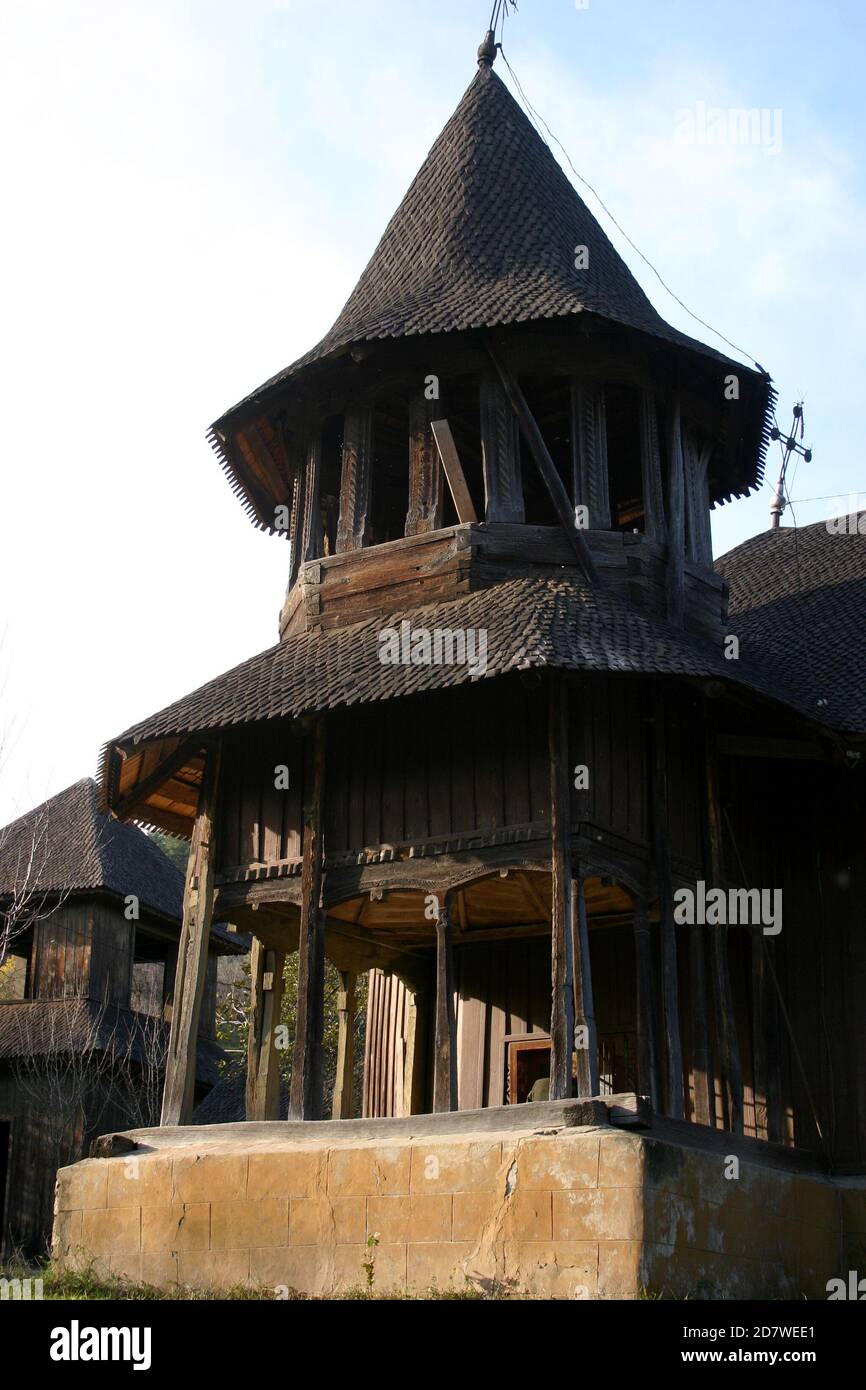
[406,390,444,535]
[487,348,598,583]
[336,407,374,553]
[704,724,744,1134]
[570,377,610,530]
[299,432,323,567]
[689,921,714,1127]
[752,935,784,1143]
[639,390,666,543]
[289,715,326,1120]
[666,393,686,624]
[480,373,524,523]
[160,741,221,1126]
[632,899,661,1109]
[683,427,713,568]
[571,874,599,1097]
[549,673,575,1100]
[331,969,357,1119]
[650,690,685,1119]
[246,940,286,1121]
[432,894,457,1113]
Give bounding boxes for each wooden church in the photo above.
[94,37,866,1181]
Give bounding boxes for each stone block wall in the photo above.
[52,1124,866,1299]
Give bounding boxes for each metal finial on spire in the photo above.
[478,29,497,67]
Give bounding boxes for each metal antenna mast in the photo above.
[769,402,812,529]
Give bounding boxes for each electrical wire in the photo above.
[497,45,765,372]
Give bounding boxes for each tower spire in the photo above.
[477,29,497,67]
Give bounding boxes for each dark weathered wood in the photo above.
[751,930,784,1144]
[480,372,524,524]
[432,893,457,1112]
[548,674,575,1100]
[246,940,286,1120]
[683,426,713,568]
[570,377,610,530]
[331,969,357,1119]
[650,690,685,1119]
[289,716,326,1120]
[632,899,661,1109]
[704,722,744,1134]
[487,347,599,585]
[571,874,600,1097]
[406,390,444,536]
[161,740,221,1126]
[430,419,478,524]
[639,390,666,542]
[666,393,685,623]
[336,407,374,553]
[299,432,324,566]
[689,919,714,1127]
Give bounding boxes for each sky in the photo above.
[0,0,863,824]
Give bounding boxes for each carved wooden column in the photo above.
[246,940,286,1121]
[570,378,610,529]
[480,373,524,523]
[331,969,357,1119]
[549,673,575,1100]
[666,394,686,624]
[432,893,457,1113]
[650,689,685,1119]
[704,718,744,1134]
[289,715,326,1120]
[406,390,443,535]
[161,741,221,1126]
[299,432,324,567]
[571,873,600,1097]
[683,427,714,569]
[632,899,661,1109]
[639,390,667,543]
[336,407,374,553]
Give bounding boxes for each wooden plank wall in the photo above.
[216,677,705,877]
[362,969,412,1118]
[217,724,307,874]
[30,903,134,1008]
[363,930,638,1118]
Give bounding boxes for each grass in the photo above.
[1,1261,515,1301]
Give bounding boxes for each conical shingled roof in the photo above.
[220,63,748,423]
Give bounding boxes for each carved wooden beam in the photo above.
[246,941,286,1120]
[570,378,610,530]
[406,390,444,535]
[289,715,326,1119]
[487,346,599,585]
[336,407,374,553]
[480,372,524,524]
[160,740,221,1126]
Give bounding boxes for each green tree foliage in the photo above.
[216,954,368,1119]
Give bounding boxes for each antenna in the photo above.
[769,402,812,530]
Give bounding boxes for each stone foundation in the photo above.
[52,1107,866,1299]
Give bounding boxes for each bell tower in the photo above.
[207,40,773,648]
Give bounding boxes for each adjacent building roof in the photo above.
[715,515,866,735]
[0,778,184,922]
[0,997,224,1086]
